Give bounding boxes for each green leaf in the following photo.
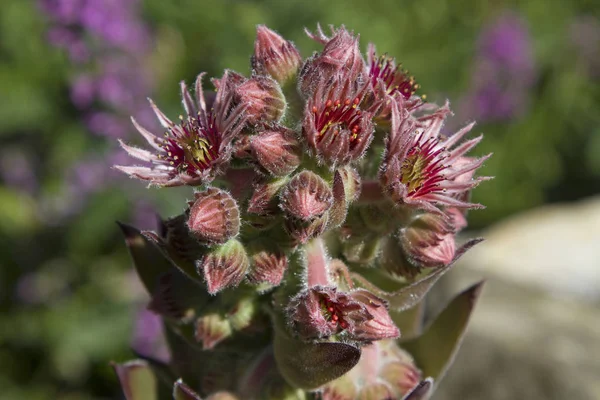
[112,360,158,400]
[173,379,202,400]
[402,281,485,385]
[273,322,361,390]
[391,300,425,341]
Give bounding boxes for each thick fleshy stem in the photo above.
[304,237,331,287]
[357,180,386,203]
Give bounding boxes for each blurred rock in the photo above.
[459,196,600,300]
[433,197,600,399]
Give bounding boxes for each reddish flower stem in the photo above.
[357,180,386,203]
[304,237,331,287]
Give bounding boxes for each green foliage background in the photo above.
[0,0,598,398]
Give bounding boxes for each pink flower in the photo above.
[303,76,374,167]
[380,101,491,213]
[116,72,247,186]
[287,286,399,342]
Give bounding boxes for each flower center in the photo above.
[311,97,363,148]
[369,54,419,99]
[158,113,221,174]
[320,297,349,330]
[400,134,447,196]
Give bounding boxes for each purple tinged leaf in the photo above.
[273,323,361,390]
[118,222,207,321]
[112,360,158,400]
[118,222,172,293]
[352,239,482,312]
[402,282,485,386]
[132,350,176,388]
[401,378,433,400]
[173,379,203,400]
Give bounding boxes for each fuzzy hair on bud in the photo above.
[198,239,249,294]
[252,25,302,83]
[250,126,300,177]
[280,170,333,221]
[248,251,288,287]
[188,187,240,244]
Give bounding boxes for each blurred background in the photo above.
[0,0,598,398]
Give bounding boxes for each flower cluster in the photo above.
[115,24,490,400]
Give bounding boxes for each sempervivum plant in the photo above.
[113,24,491,400]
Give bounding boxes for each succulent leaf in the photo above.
[112,360,158,400]
[402,282,485,385]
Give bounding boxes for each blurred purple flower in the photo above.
[0,149,38,195]
[459,11,536,123]
[131,307,170,363]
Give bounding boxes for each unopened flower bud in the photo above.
[380,361,421,396]
[236,76,287,124]
[195,313,232,350]
[198,239,249,294]
[321,373,357,400]
[248,251,288,288]
[300,26,367,97]
[188,188,240,244]
[227,296,256,331]
[379,236,420,279]
[358,382,395,400]
[252,25,302,84]
[401,213,456,267]
[349,290,399,341]
[284,214,328,245]
[337,166,361,203]
[342,236,381,265]
[250,126,300,176]
[248,178,289,216]
[280,171,333,221]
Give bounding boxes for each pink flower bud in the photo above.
[188,187,240,244]
[284,215,329,245]
[280,171,333,221]
[349,290,400,341]
[357,382,395,400]
[380,361,422,396]
[321,373,357,400]
[198,239,249,294]
[250,126,300,176]
[401,212,456,267]
[248,250,288,287]
[300,25,367,97]
[247,178,288,216]
[194,313,232,350]
[252,25,302,83]
[235,76,286,124]
[337,166,362,203]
